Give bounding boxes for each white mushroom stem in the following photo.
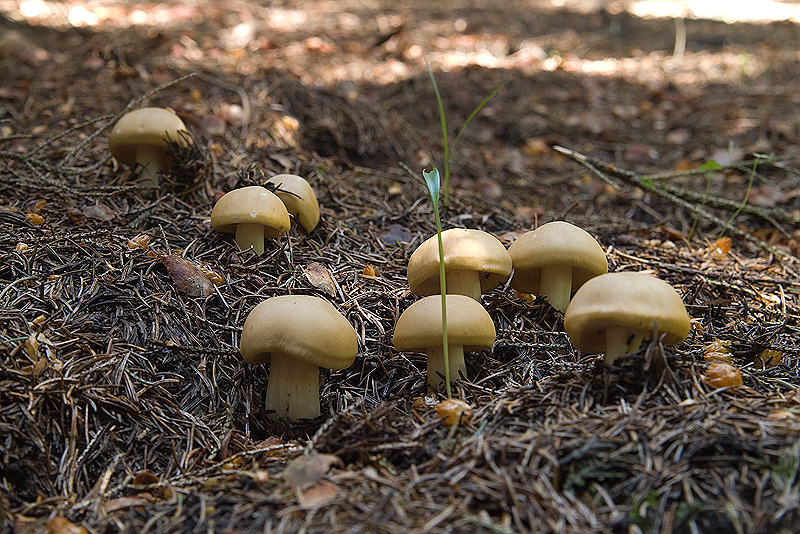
[265,352,321,420]
[235,223,265,255]
[426,344,466,393]
[539,264,572,312]
[445,269,481,301]
[604,326,646,366]
[135,144,168,186]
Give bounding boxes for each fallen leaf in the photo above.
[297,481,339,507]
[45,517,88,534]
[26,212,44,225]
[708,237,731,260]
[283,454,342,490]
[434,398,473,426]
[379,223,411,245]
[362,264,379,277]
[304,262,336,297]
[161,255,214,297]
[82,203,115,221]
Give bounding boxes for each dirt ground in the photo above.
[2,1,800,532]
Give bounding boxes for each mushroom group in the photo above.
[240,295,358,420]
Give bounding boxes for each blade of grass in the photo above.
[423,167,451,398]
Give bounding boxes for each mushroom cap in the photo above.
[265,174,320,233]
[508,221,608,294]
[240,295,358,368]
[210,186,291,239]
[108,107,191,165]
[564,272,691,353]
[407,229,512,296]
[393,294,496,352]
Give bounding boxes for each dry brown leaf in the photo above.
[708,237,732,260]
[283,454,342,490]
[703,363,743,389]
[81,203,115,221]
[298,481,339,507]
[304,262,336,297]
[161,255,214,297]
[45,517,89,534]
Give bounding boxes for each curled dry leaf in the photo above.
[26,212,44,225]
[304,262,336,297]
[362,264,379,277]
[708,237,732,260]
[283,453,342,490]
[127,234,151,250]
[161,255,214,297]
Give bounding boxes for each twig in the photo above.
[553,145,799,263]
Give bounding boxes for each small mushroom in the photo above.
[393,294,496,392]
[563,272,691,366]
[265,174,320,233]
[108,107,192,186]
[240,295,358,420]
[210,186,290,255]
[508,221,608,312]
[407,228,512,302]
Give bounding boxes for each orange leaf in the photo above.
[708,237,732,260]
[703,363,743,389]
[434,398,473,426]
[45,517,89,534]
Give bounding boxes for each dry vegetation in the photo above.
[2,1,800,532]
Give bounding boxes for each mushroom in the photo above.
[265,174,320,233]
[240,295,358,420]
[563,272,691,366]
[508,221,608,312]
[108,107,192,186]
[393,294,496,392]
[407,228,512,302]
[210,186,290,255]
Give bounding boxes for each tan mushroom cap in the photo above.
[210,186,290,239]
[265,174,320,233]
[240,295,358,369]
[393,294,496,352]
[407,229,512,296]
[508,221,608,295]
[108,107,191,166]
[564,272,691,353]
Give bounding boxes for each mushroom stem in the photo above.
[426,344,466,393]
[539,264,572,312]
[604,326,646,366]
[235,223,265,255]
[445,269,482,301]
[265,352,320,420]
[135,144,168,186]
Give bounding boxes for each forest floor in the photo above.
[2,1,800,533]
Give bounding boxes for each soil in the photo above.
[2,1,800,533]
